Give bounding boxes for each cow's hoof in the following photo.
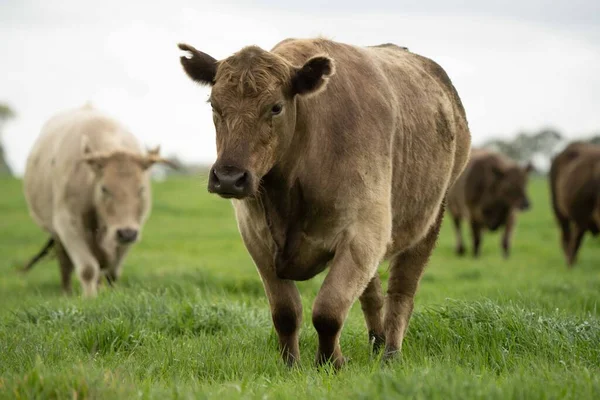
[283,357,300,369]
[382,346,401,364]
[315,354,346,371]
[456,245,466,256]
[369,330,386,354]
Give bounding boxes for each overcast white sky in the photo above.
[1,0,599,175]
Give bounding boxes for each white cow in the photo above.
[23,104,173,296]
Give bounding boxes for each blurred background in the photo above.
[1,0,599,178]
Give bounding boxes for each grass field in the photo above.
[0,176,599,399]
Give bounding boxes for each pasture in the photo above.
[0,176,598,399]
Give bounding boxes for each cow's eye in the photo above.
[101,186,111,196]
[211,104,222,116]
[271,104,283,115]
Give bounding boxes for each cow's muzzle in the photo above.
[116,228,139,244]
[208,165,252,199]
[519,198,531,211]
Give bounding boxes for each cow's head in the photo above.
[491,161,534,212]
[178,43,335,199]
[82,141,174,257]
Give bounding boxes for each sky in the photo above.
[1,0,599,175]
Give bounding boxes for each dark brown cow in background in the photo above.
[179,38,471,368]
[550,142,600,267]
[447,149,532,258]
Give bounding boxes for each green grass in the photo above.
[0,176,598,399]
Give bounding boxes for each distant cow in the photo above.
[550,142,600,267]
[23,105,173,296]
[447,149,532,258]
[178,37,471,367]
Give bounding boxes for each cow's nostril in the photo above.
[235,172,248,189]
[211,168,221,188]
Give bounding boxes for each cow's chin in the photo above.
[216,192,250,200]
[98,229,134,265]
[210,181,260,200]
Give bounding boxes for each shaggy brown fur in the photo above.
[179,37,471,368]
[550,142,600,267]
[447,149,532,258]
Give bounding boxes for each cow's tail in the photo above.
[21,237,55,272]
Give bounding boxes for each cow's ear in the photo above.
[139,146,180,170]
[291,55,335,97]
[178,43,218,86]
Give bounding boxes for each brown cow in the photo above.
[447,149,532,258]
[550,142,600,267]
[178,38,471,368]
[23,104,174,296]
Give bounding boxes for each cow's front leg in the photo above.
[239,227,303,366]
[312,235,384,369]
[105,247,130,286]
[258,266,303,366]
[501,211,516,259]
[53,209,100,297]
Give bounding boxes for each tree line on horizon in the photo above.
[482,128,600,173]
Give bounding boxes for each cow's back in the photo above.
[24,106,143,233]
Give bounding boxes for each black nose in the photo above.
[520,198,531,211]
[116,228,138,244]
[208,165,251,198]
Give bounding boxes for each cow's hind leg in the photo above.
[54,239,74,295]
[359,274,385,353]
[470,221,483,258]
[567,222,585,267]
[557,214,571,260]
[452,214,466,256]
[383,206,443,361]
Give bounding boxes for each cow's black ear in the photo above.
[291,55,335,97]
[178,43,218,86]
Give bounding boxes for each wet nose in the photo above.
[208,166,251,198]
[116,228,139,244]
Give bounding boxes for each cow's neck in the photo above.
[257,165,306,254]
[255,105,318,252]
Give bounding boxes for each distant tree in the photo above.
[588,134,600,145]
[483,128,564,173]
[0,103,16,176]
